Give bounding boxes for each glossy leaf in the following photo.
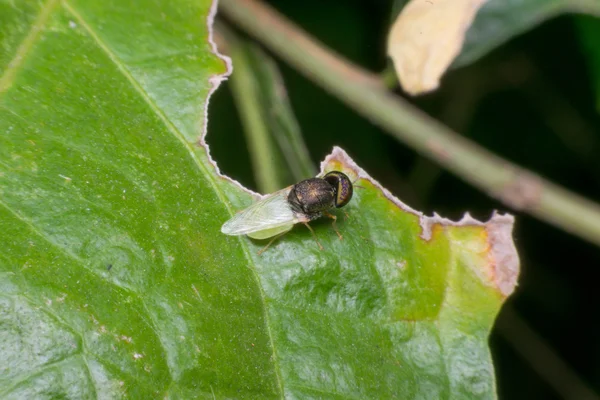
[0,0,519,398]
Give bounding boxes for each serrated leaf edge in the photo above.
[322,146,520,297]
[200,0,262,199]
[201,2,519,297]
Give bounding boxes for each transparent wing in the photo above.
[221,189,298,235]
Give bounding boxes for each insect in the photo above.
[221,171,354,254]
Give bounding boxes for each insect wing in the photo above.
[221,189,297,235]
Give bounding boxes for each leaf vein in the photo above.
[0,354,81,397]
[0,0,60,95]
[0,198,138,295]
[80,355,99,400]
[61,2,285,395]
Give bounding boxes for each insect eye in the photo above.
[324,171,353,208]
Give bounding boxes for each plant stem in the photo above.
[221,28,282,194]
[218,0,600,247]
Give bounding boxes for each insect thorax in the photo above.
[288,178,335,217]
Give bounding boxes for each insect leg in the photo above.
[257,232,287,256]
[323,212,343,240]
[302,222,324,250]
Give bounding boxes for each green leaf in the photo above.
[390,0,600,68]
[1,1,519,398]
[456,0,600,67]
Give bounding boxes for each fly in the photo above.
[221,171,354,254]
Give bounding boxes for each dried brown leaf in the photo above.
[387,0,486,95]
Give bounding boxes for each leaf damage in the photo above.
[202,0,263,199]
[321,146,520,297]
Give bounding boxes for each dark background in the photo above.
[210,1,600,398]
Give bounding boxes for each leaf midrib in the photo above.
[0,0,60,95]
[1,1,285,396]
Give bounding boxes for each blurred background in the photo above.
[210,1,600,399]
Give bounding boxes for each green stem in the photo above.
[219,0,600,247]
[222,28,282,193]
